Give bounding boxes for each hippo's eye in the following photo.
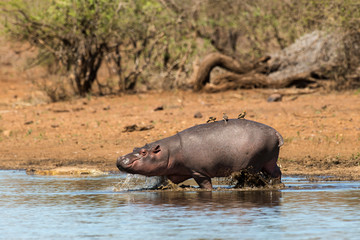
[140,149,147,156]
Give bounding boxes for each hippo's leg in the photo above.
[262,150,282,184]
[191,171,212,189]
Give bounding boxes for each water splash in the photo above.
[113,174,165,191]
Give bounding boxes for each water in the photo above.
[0,171,359,240]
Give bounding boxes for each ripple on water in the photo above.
[0,171,360,240]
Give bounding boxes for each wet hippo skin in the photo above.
[117,119,283,189]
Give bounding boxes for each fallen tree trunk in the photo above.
[192,31,360,92]
[193,53,319,92]
[192,52,269,91]
[204,71,320,93]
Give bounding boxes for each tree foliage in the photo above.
[168,0,360,60]
[2,0,176,96]
[2,0,360,99]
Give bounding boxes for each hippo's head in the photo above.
[116,144,168,176]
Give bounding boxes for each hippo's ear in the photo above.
[152,145,161,153]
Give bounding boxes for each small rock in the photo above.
[26,167,108,176]
[194,112,203,118]
[73,107,85,112]
[123,124,154,132]
[51,124,59,128]
[3,130,11,137]
[139,125,154,131]
[123,124,138,132]
[267,93,282,102]
[24,120,34,125]
[103,105,111,111]
[53,109,70,113]
[154,105,164,111]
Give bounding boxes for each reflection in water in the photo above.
[0,171,359,240]
[121,190,281,209]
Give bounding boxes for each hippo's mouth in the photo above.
[117,156,140,172]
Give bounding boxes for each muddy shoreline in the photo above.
[1,86,360,180]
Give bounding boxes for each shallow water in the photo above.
[0,171,359,240]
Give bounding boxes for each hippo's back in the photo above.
[178,119,282,146]
[177,119,282,176]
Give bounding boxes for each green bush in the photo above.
[2,0,360,98]
[2,0,177,96]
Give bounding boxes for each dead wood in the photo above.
[199,66,319,93]
[192,52,269,91]
[192,31,360,92]
[192,52,318,92]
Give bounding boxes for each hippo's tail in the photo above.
[275,131,284,147]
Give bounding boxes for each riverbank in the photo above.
[1,37,360,179]
[1,80,360,179]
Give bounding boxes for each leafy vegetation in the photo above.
[2,0,360,99]
[2,0,179,97]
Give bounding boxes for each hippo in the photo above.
[117,119,283,189]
